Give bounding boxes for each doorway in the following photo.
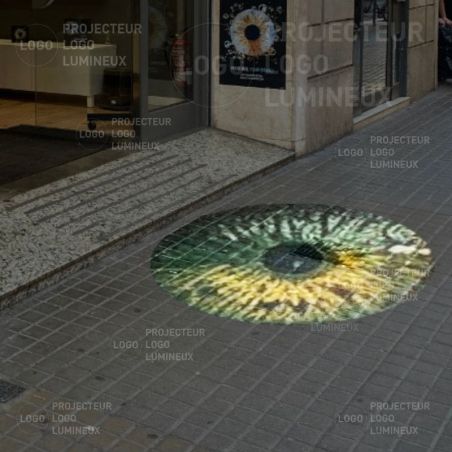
[353,0,408,115]
[0,0,211,192]
[0,0,139,190]
[0,0,210,141]
[0,0,210,139]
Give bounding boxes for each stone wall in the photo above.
[210,0,439,155]
[304,0,355,153]
[211,0,355,155]
[407,0,439,100]
[210,0,308,152]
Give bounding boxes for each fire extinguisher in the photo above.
[170,33,192,94]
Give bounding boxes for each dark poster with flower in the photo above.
[219,0,287,89]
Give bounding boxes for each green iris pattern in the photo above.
[151,205,433,324]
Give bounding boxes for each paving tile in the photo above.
[109,440,145,452]
[32,434,73,451]
[434,434,452,452]
[198,431,235,450]
[393,440,429,452]
[242,427,282,449]
[125,425,161,446]
[316,434,355,452]
[142,412,178,432]
[171,422,204,443]
[81,429,118,450]
[255,414,292,434]
[100,415,135,434]
[287,423,323,446]
[0,436,27,452]
[9,423,43,444]
[155,435,194,452]
[229,441,266,452]
[0,380,26,404]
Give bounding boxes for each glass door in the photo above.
[353,0,407,115]
[1,0,209,141]
[354,0,389,114]
[0,0,37,130]
[33,0,135,136]
[139,0,210,143]
[386,0,408,100]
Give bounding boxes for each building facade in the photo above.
[0,0,440,156]
[212,0,439,154]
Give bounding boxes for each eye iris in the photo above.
[151,205,433,325]
[262,243,325,275]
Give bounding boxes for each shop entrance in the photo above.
[0,0,137,190]
[353,0,408,115]
[0,0,210,139]
[0,0,210,192]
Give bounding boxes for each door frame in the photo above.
[353,0,409,116]
[134,0,211,144]
[386,0,409,100]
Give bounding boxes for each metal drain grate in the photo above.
[0,380,25,403]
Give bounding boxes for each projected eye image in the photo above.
[151,205,432,325]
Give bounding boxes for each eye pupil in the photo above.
[263,243,324,275]
[245,24,261,41]
[293,244,324,261]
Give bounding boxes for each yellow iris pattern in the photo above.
[151,205,432,325]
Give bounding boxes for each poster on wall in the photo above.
[219,0,287,89]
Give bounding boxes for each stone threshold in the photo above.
[0,129,293,309]
[353,97,411,130]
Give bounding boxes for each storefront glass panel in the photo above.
[0,1,135,135]
[0,0,209,142]
[142,0,210,142]
[32,1,134,134]
[353,0,408,115]
[148,0,194,111]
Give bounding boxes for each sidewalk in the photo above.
[1,87,452,452]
